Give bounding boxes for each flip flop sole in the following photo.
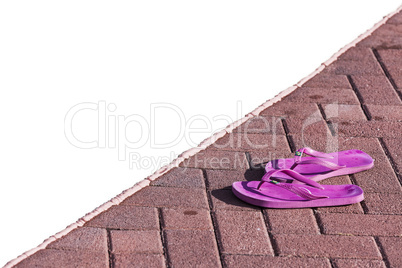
[232,181,364,208]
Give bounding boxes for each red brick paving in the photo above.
[8,7,402,268]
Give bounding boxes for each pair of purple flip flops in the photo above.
[232,147,374,208]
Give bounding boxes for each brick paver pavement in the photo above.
[7,7,402,268]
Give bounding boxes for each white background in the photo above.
[0,1,400,266]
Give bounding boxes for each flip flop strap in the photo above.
[258,169,328,200]
[292,147,345,170]
[261,169,324,189]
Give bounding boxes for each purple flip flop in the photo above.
[265,147,374,183]
[232,169,364,208]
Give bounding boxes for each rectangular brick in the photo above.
[287,119,331,136]
[248,150,291,169]
[323,104,366,121]
[222,255,331,268]
[232,116,285,135]
[14,249,108,268]
[179,148,249,170]
[260,101,322,120]
[337,121,402,138]
[212,133,289,152]
[377,237,402,268]
[318,213,402,236]
[210,189,259,211]
[150,167,205,188]
[338,47,376,61]
[302,74,351,89]
[283,87,359,104]
[357,35,402,48]
[264,209,319,234]
[387,12,402,24]
[85,206,159,230]
[350,75,401,105]
[164,229,221,267]
[383,138,402,177]
[274,234,381,259]
[214,210,273,255]
[121,186,209,209]
[161,208,213,230]
[372,24,402,36]
[110,230,162,254]
[47,227,107,252]
[364,192,402,215]
[367,105,402,121]
[352,150,401,193]
[206,169,248,190]
[114,253,165,268]
[324,59,383,76]
[333,259,386,268]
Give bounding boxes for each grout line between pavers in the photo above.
[281,118,296,153]
[312,209,325,234]
[374,236,392,268]
[346,75,372,121]
[202,169,226,268]
[6,4,402,268]
[157,208,171,268]
[317,103,336,136]
[261,210,280,257]
[372,48,402,102]
[106,229,115,268]
[378,138,402,187]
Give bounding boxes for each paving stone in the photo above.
[47,227,107,252]
[164,229,221,268]
[367,105,402,121]
[352,151,401,193]
[162,208,213,230]
[274,234,381,259]
[377,236,402,268]
[121,186,209,209]
[333,259,386,268]
[260,101,322,120]
[110,230,163,254]
[387,11,402,24]
[114,253,165,268]
[364,192,402,214]
[372,24,402,36]
[179,148,249,170]
[222,254,331,268]
[324,59,383,75]
[302,74,351,89]
[357,34,402,48]
[206,169,248,190]
[283,87,359,104]
[264,209,319,234]
[323,104,366,121]
[150,167,205,188]
[212,133,289,152]
[286,119,331,137]
[350,74,401,105]
[383,138,402,177]
[337,121,402,138]
[338,47,376,61]
[214,210,273,255]
[210,189,260,211]
[85,206,159,230]
[377,48,402,89]
[318,213,402,236]
[232,116,285,135]
[14,249,108,268]
[248,150,292,169]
